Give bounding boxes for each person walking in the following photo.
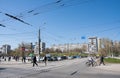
[23,56,26,63]
[44,56,47,66]
[99,55,105,66]
[33,55,38,67]
[8,56,11,61]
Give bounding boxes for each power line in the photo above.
[87,26,120,36]
[0,24,6,27]
[4,13,32,26]
[0,31,35,35]
[23,0,92,17]
[0,0,93,24]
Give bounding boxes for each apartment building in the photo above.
[0,44,11,54]
[51,43,88,52]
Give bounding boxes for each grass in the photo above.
[40,52,88,57]
[105,58,120,63]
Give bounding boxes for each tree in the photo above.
[11,42,33,57]
[81,44,87,52]
[55,49,62,53]
[100,38,112,56]
[44,48,51,53]
[99,38,120,56]
[113,41,120,56]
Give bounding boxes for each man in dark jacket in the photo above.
[44,56,47,66]
[33,55,38,67]
[99,55,105,65]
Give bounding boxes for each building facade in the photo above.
[51,43,88,52]
[0,44,11,54]
[34,42,46,54]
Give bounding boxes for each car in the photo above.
[61,56,68,60]
[47,57,54,61]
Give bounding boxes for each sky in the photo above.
[0,0,120,49]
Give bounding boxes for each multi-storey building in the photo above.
[0,44,11,54]
[51,43,88,52]
[34,42,46,54]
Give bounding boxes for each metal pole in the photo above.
[21,43,25,63]
[38,28,41,62]
[22,43,25,57]
[5,45,7,54]
[30,42,33,53]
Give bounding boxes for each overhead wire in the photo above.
[20,0,93,18]
[4,13,32,26]
[0,24,6,27]
[1,0,119,46]
[0,0,93,40]
[41,29,65,43]
[0,0,93,24]
[0,31,35,35]
[0,12,32,26]
[0,0,93,33]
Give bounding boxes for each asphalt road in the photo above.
[0,58,120,78]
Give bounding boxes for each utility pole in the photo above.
[21,43,25,63]
[38,28,41,62]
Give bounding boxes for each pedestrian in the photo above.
[0,56,1,62]
[99,55,105,66]
[8,56,11,61]
[44,56,47,66]
[33,55,38,67]
[22,56,26,63]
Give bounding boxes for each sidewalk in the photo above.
[94,63,120,72]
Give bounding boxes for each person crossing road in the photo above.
[33,55,38,67]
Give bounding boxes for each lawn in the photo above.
[105,58,120,63]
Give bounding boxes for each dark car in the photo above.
[61,56,68,60]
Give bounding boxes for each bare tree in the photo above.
[99,38,120,57]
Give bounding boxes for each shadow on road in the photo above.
[70,71,78,75]
[0,68,6,70]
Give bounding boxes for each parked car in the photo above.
[67,56,73,60]
[37,57,44,62]
[61,56,68,60]
[47,57,54,61]
[57,56,62,61]
[72,55,80,59]
[52,56,62,61]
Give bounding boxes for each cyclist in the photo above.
[88,56,94,67]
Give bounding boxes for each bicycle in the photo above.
[85,60,97,67]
